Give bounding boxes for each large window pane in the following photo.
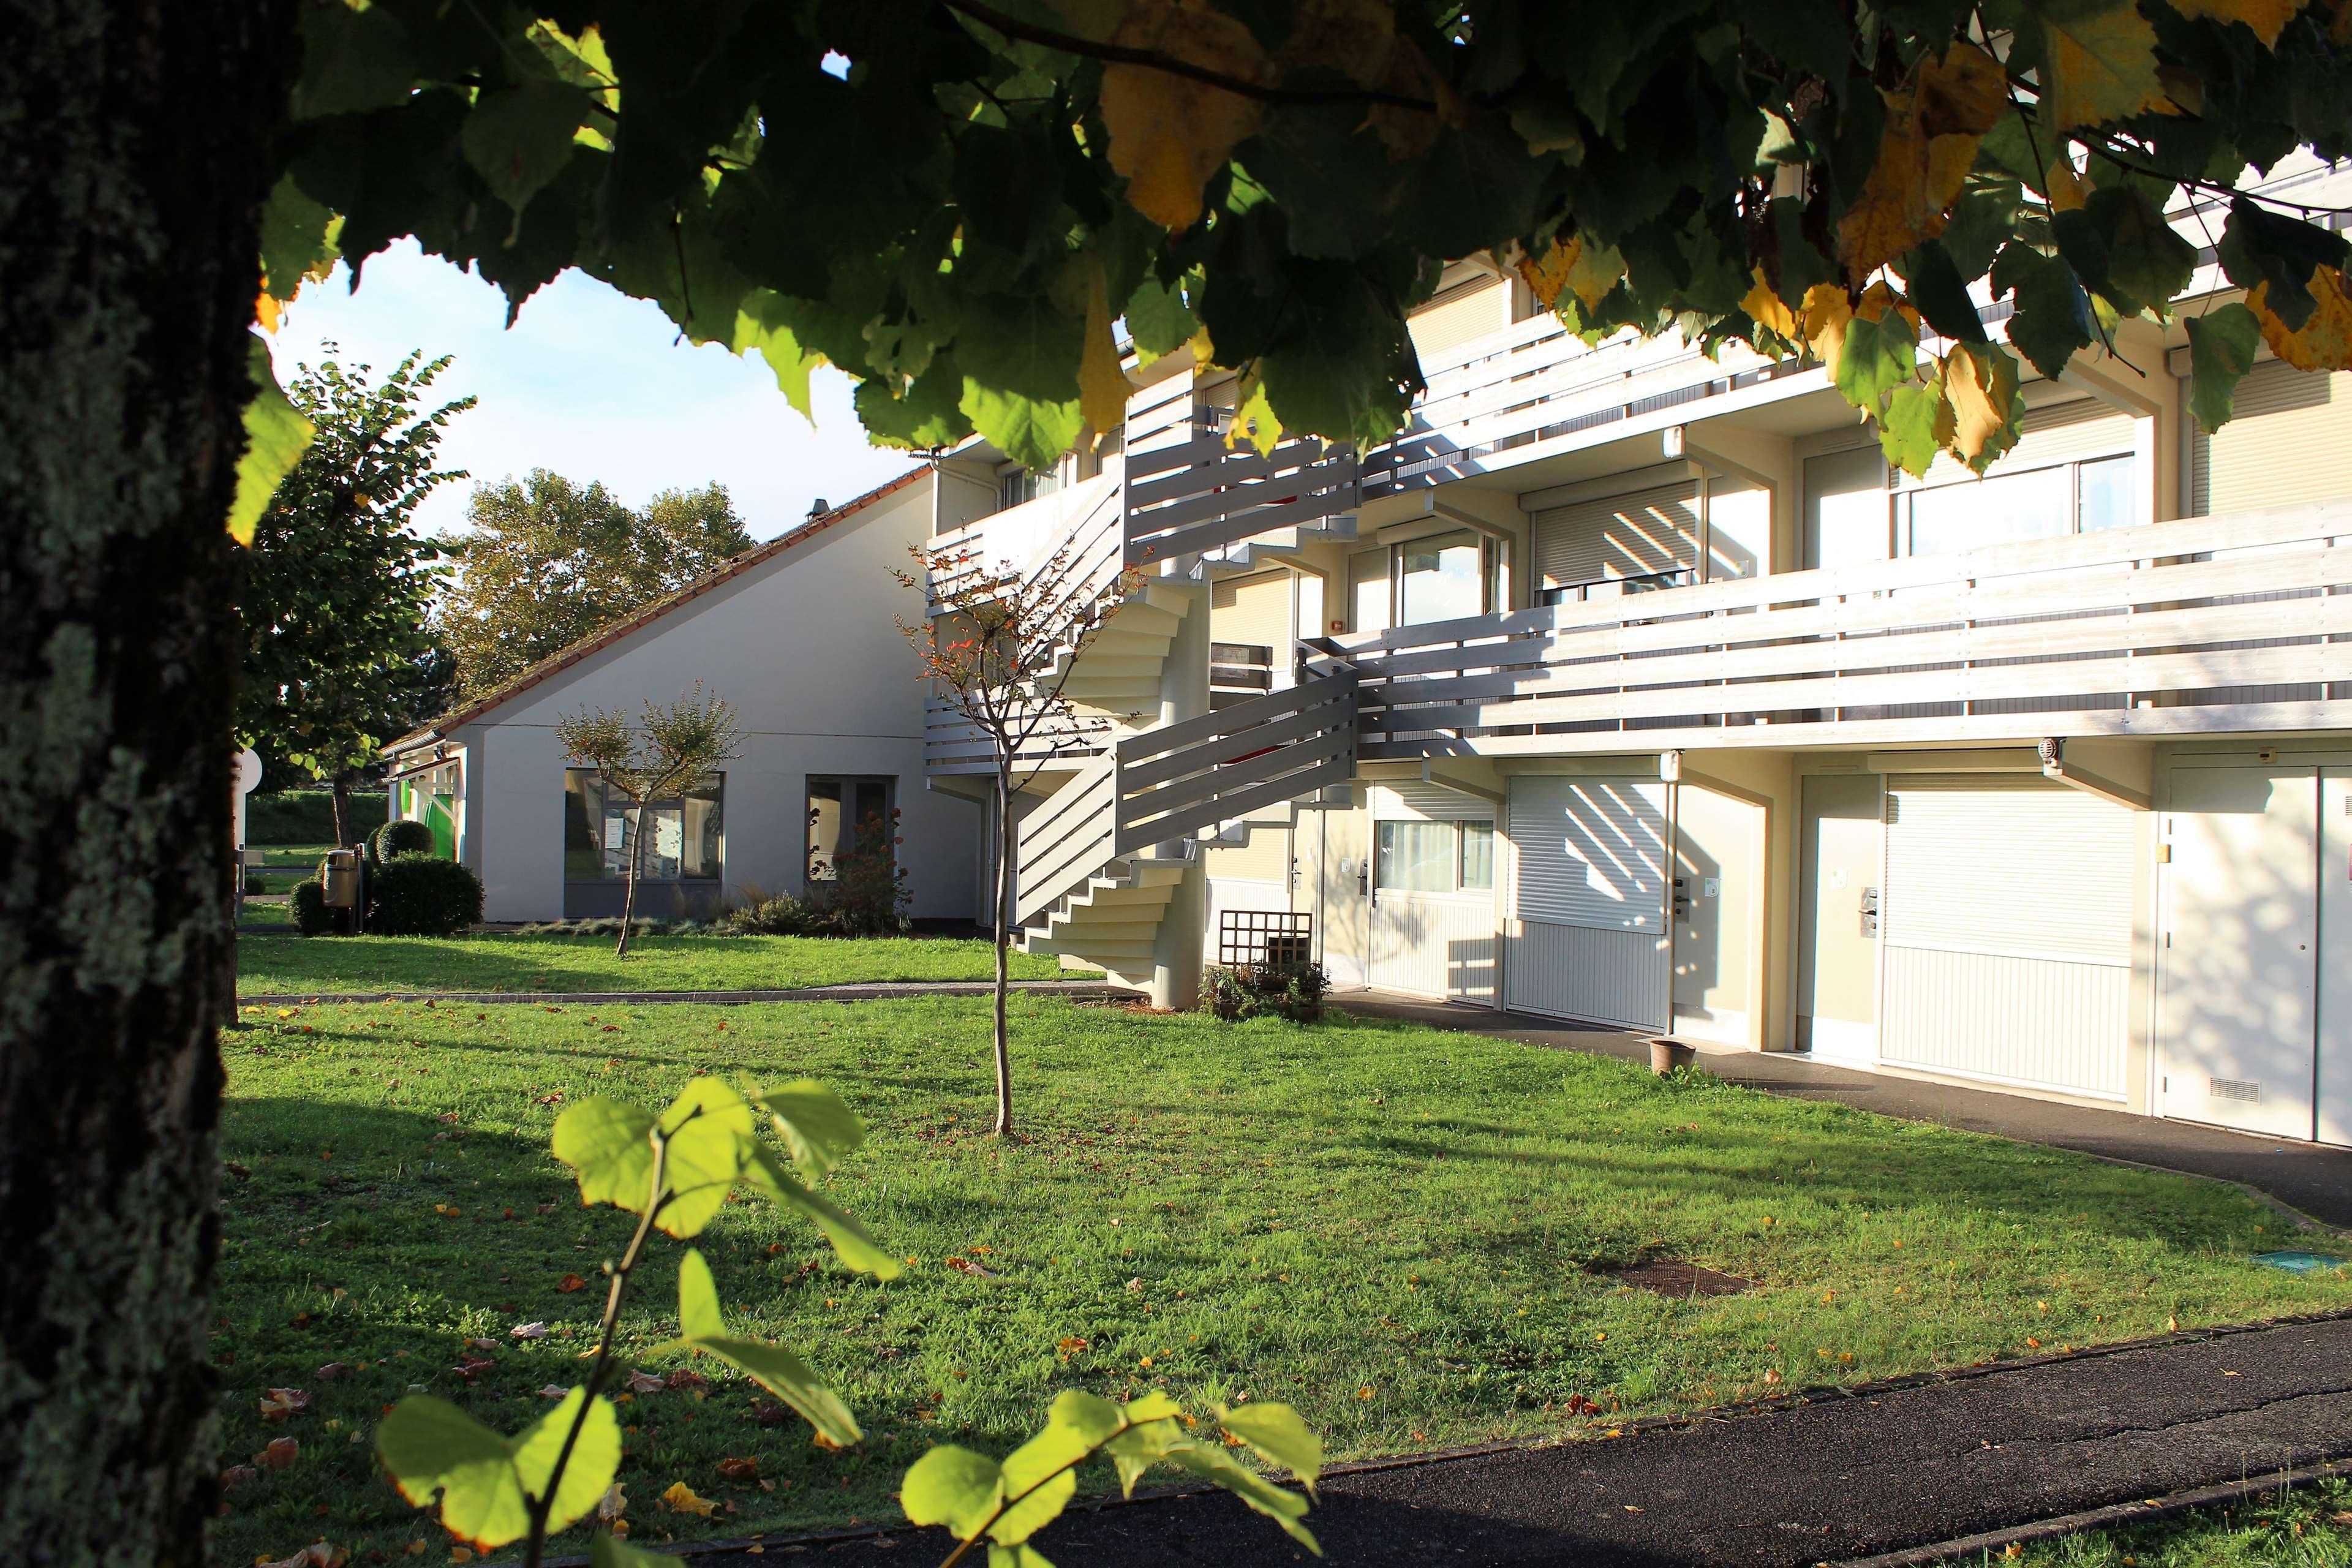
[807,775,895,883]
[1398,530,1485,625]
[1460,821,1495,891]
[565,769,722,881]
[1375,820,1455,892]
[2078,456,2135,532]
[1904,466,2070,556]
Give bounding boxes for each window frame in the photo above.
[1373,816,1496,897]
[805,774,898,885]
[563,769,725,884]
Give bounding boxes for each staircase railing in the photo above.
[1123,433,1359,568]
[1012,752,1120,925]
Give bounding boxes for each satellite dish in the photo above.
[233,748,264,796]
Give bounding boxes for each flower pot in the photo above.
[1648,1037,1697,1075]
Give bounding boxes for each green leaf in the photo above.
[731,292,820,421]
[1831,302,1918,410]
[2082,186,2195,315]
[901,1445,1005,1540]
[666,1249,862,1446]
[2005,251,2098,381]
[1388,119,1548,258]
[1217,1403,1322,1488]
[2217,197,2351,334]
[653,1079,756,1237]
[291,1,416,120]
[2184,302,2262,433]
[741,1144,900,1277]
[377,1389,621,1550]
[754,1079,865,1175]
[1940,181,2021,284]
[988,1393,1124,1545]
[1877,375,1954,478]
[1238,105,1394,260]
[230,341,316,548]
[1899,242,1987,344]
[960,380,1084,472]
[258,175,342,301]
[463,82,588,219]
[1163,1441,1321,1555]
[1102,1394,1188,1496]
[1125,274,1198,362]
[857,353,975,450]
[988,1546,1057,1568]
[551,1096,658,1214]
[957,293,1087,401]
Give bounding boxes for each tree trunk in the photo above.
[330,771,355,848]
[0,4,295,1566]
[617,799,646,956]
[992,765,1015,1137]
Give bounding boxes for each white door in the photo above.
[2318,770,2352,1147]
[1366,788,1498,1003]
[1798,774,1883,1061]
[2158,766,2317,1139]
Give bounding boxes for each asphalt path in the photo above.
[652,1314,2352,1568]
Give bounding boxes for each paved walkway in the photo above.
[233,980,1139,1008]
[1333,993,2352,1231]
[660,1314,2352,1568]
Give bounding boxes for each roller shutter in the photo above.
[2190,361,2352,516]
[1530,484,1701,592]
[1210,570,1291,654]
[1507,776,1665,932]
[1371,782,1493,823]
[1878,774,2135,1098]
[1409,276,1509,361]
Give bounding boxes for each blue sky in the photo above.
[265,241,919,541]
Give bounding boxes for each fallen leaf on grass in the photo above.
[662,1482,718,1518]
[752,1400,789,1427]
[452,1358,496,1384]
[463,1337,499,1352]
[556,1274,587,1294]
[260,1388,312,1422]
[259,1544,347,1568]
[220,1465,260,1491]
[314,1363,349,1382]
[665,1369,708,1391]
[944,1257,997,1278]
[539,1384,569,1399]
[597,1483,627,1525]
[260,1438,300,1471]
[510,1322,550,1340]
[718,1458,760,1482]
[626,1370,666,1395]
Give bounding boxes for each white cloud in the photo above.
[265,240,919,541]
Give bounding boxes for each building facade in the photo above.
[940,154,2352,1150]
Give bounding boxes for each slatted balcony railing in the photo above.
[1122,432,1360,568]
[1339,499,2352,757]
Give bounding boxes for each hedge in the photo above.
[245,788,390,845]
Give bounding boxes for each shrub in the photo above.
[810,807,912,936]
[1201,959,1329,1023]
[372,818,435,862]
[714,891,822,936]
[290,877,333,936]
[367,853,484,935]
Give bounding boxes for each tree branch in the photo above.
[931,0,1439,113]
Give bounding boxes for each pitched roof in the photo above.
[388,464,929,754]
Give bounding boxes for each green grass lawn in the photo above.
[210,996,2351,1566]
[2021,1478,2352,1568]
[240,898,293,930]
[234,931,1073,995]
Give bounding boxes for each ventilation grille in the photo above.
[2208,1076,2264,1103]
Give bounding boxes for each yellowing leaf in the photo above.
[1800,283,1854,369]
[2046,157,2092,212]
[1560,235,1626,314]
[1100,0,1270,231]
[1742,267,1798,340]
[1229,376,1284,458]
[229,339,315,546]
[2168,0,2307,45]
[2037,0,2175,130]
[1944,342,2027,471]
[661,1482,717,1519]
[2248,266,2352,370]
[1517,240,1575,309]
[1079,254,1129,445]
[1837,43,2007,277]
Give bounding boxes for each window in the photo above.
[1374,818,1495,895]
[564,771,723,881]
[1398,529,1489,624]
[807,776,894,882]
[1900,456,2136,556]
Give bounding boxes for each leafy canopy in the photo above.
[440,473,753,701]
[237,349,469,780]
[265,0,2352,478]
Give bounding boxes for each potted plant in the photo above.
[1648,1036,1697,1074]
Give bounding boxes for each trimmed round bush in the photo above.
[368,854,484,936]
[290,877,334,937]
[372,818,435,862]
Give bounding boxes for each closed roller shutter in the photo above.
[1211,570,1291,654]
[1530,484,1700,592]
[1371,782,1493,823]
[1207,829,1289,885]
[1900,396,2133,491]
[1879,774,2135,1098]
[1409,276,1509,361]
[2191,361,2352,516]
[1507,776,1665,932]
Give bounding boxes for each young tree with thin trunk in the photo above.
[897,540,1134,1138]
[554,684,741,956]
